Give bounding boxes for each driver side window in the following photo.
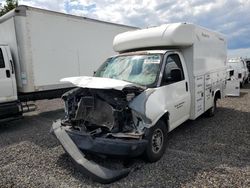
[0,49,5,68]
[161,54,184,85]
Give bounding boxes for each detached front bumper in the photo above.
[51,120,147,183]
[66,127,147,158]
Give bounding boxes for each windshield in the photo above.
[95,54,162,86]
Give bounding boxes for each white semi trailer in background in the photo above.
[51,23,227,183]
[0,5,136,121]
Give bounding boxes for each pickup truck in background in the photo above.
[244,58,250,82]
[0,5,136,122]
[225,68,240,97]
[51,23,227,183]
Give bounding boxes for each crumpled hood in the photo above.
[61,76,145,91]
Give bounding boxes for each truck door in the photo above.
[0,46,17,103]
[160,53,191,131]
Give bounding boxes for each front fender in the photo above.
[129,88,169,128]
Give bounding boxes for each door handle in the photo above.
[6,70,10,78]
[185,82,188,92]
[10,60,14,73]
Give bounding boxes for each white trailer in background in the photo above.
[52,23,227,183]
[0,5,136,121]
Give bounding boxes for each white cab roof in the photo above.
[113,23,225,52]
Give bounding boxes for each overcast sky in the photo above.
[1,0,250,57]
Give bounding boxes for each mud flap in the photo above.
[52,120,130,184]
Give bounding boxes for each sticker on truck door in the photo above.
[21,72,27,85]
[194,75,204,118]
[204,74,213,111]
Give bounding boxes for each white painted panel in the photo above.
[28,10,135,92]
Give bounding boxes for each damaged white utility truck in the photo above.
[52,23,227,183]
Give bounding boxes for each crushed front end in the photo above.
[51,86,148,183]
[59,87,148,157]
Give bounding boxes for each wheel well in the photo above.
[159,112,169,132]
[214,90,221,100]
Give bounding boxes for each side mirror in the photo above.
[171,69,182,82]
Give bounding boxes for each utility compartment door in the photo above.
[204,74,213,111]
[225,80,240,97]
[0,46,17,103]
[194,75,204,118]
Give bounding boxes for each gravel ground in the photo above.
[0,85,249,187]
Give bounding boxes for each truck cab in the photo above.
[0,45,17,102]
[0,45,21,120]
[227,58,249,87]
[94,50,191,131]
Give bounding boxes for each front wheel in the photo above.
[143,120,167,162]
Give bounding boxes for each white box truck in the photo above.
[0,5,136,121]
[51,23,227,183]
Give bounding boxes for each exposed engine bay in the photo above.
[61,87,145,140]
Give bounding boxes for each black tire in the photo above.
[240,82,243,88]
[206,97,217,117]
[240,79,245,88]
[143,120,167,162]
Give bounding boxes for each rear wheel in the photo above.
[206,97,217,117]
[143,120,167,162]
